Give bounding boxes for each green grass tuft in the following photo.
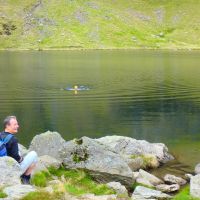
[21,191,63,200]
[31,171,49,187]
[172,185,200,200]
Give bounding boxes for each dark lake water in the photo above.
[0,50,200,173]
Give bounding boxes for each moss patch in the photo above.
[131,154,158,169]
[0,189,7,198]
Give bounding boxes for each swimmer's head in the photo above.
[74,85,78,90]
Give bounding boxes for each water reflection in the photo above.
[0,50,200,170]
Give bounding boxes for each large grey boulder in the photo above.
[33,155,62,175]
[96,136,174,164]
[0,157,21,187]
[190,174,200,198]
[59,137,135,188]
[29,131,65,160]
[164,174,187,186]
[3,184,36,200]
[131,186,172,199]
[195,163,200,174]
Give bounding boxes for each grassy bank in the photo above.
[21,167,115,200]
[0,0,200,50]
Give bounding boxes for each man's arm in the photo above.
[6,137,23,162]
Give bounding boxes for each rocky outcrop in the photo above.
[95,136,174,164]
[0,157,21,187]
[29,131,65,160]
[190,174,200,198]
[0,131,178,199]
[164,174,187,186]
[131,186,171,199]
[59,136,135,188]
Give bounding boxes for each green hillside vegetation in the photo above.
[0,0,200,50]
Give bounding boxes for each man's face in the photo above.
[6,118,19,134]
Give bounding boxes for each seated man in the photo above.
[0,116,38,184]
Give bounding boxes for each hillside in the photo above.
[0,0,200,50]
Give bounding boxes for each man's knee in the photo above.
[27,151,38,163]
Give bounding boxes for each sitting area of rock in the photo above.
[0,156,22,187]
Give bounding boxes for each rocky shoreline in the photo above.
[0,131,200,200]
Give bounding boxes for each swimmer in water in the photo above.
[74,85,78,94]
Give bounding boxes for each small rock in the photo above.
[190,174,200,198]
[132,172,139,179]
[156,184,180,193]
[48,179,62,186]
[136,178,154,188]
[106,182,128,197]
[43,186,54,194]
[164,174,187,186]
[3,184,36,199]
[138,169,163,186]
[195,163,200,174]
[185,173,193,181]
[132,186,171,199]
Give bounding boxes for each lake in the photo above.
[0,50,200,174]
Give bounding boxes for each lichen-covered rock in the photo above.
[33,155,62,175]
[164,174,187,186]
[131,186,172,199]
[195,163,200,174]
[190,174,200,198]
[106,182,128,197]
[156,184,180,193]
[3,184,36,199]
[95,136,174,164]
[59,137,135,188]
[0,157,21,187]
[29,131,65,160]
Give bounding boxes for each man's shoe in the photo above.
[20,175,31,185]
